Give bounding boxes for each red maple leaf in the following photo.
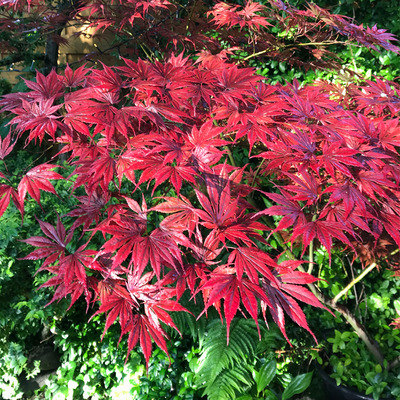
[291,219,355,258]
[18,163,63,206]
[21,216,70,268]
[198,265,269,342]
[10,97,64,142]
[257,189,307,232]
[0,184,23,218]
[0,133,15,160]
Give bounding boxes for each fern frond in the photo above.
[195,318,259,399]
[169,291,207,342]
[170,309,207,342]
[201,364,253,400]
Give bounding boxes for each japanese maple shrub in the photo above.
[0,0,400,370]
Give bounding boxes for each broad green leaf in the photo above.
[255,360,276,394]
[282,371,313,400]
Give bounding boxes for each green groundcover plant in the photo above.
[1,0,400,398]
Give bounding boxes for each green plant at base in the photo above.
[189,317,315,400]
[194,318,258,400]
[306,246,400,400]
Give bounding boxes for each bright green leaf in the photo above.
[282,372,313,400]
[255,360,276,394]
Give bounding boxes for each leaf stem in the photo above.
[250,159,265,188]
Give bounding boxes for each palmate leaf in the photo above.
[91,269,189,369]
[194,175,266,246]
[283,171,320,205]
[0,184,23,218]
[18,163,63,206]
[10,97,64,143]
[209,0,271,32]
[55,246,98,302]
[152,195,198,236]
[66,188,109,232]
[323,181,369,219]
[0,133,15,160]
[95,212,145,273]
[256,189,306,232]
[40,275,96,311]
[319,140,362,179]
[228,246,278,283]
[261,262,331,343]
[127,151,197,194]
[63,63,89,88]
[22,216,100,309]
[198,266,256,339]
[131,228,183,279]
[24,70,64,100]
[21,216,70,267]
[291,219,355,259]
[198,246,326,345]
[262,281,317,343]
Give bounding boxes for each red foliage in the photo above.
[1,0,400,368]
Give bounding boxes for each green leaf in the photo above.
[196,318,259,400]
[255,360,276,394]
[281,372,313,400]
[264,389,279,400]
[341,331,351,340]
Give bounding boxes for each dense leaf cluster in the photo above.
[0,0,400,371]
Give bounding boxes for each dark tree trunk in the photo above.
[44,30,63,75]
[43,0,81,75]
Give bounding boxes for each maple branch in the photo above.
[316,290,385,366]
[250,159,264,190]
[66,8,180,65]
[242,40,347,61]
[243,49,273,61]
[139,42,155,62]
[333,248,400,304]
[332,262,377,304]
[308,239,314,275]
[289,41,347,47]
[184,0,197,34]
[225,147,236,167]
[275,346,321,356]
[389,355,400,371]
